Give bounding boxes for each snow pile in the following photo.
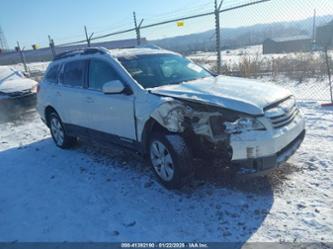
[0,66,25,83]
[0,102,332,242]
[9,62,49,74]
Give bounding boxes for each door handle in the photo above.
[85,97,94,103]
[55,91,62,97]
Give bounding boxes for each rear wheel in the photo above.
[48,112,76,149]
[148,133,193,189]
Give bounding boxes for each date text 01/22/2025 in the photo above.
[120,242,209,248]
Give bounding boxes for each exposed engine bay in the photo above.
[151,99,243,164]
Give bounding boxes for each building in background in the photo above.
[316,20,333,49]
[263,35,312,54]
[263,19,333,54]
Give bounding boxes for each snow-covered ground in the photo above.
[189,45,333,66]
[0,102,332,242]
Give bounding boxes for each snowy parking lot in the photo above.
[0,101,332,243]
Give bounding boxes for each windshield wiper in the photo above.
[181,76,211,84]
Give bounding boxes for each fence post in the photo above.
[16,41,28,73]
[48,35,56,58]
[324,47,333,103]
[214,0,224,75]
[84,26,94,47]
[133,12,144,46]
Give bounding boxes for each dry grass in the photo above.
[205,51,333,83]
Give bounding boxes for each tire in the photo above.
[48,112,76,149]
[148,132,193,189]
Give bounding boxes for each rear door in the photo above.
[83,58,136,141]
[56,59,89,130]
[40,63,62,116]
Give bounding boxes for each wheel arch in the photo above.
[44,106,58,127]
[141,117,171,155]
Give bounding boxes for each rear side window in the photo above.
[45,64,59,83]
[88,59,120,91]
[63,60,86,87]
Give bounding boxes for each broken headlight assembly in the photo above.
[164,107,185,132]
[224,117,266,134]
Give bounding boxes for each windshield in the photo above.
[118,54,212,89]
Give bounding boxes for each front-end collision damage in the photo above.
[151,100,233,140]
[150,101,187,133]
[150,99,240,164]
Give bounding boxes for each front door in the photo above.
[82,58,136,141]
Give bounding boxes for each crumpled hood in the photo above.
[0,78,37,94]
[150,76,292,115]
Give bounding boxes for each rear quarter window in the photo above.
[63,60,86,87]
[45,64,59,83]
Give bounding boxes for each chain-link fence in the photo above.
[1,0,332,102]
[187,0,333,102]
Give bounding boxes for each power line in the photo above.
[56,0,270,47]
[139,0,212,20]
[138,0,271,30]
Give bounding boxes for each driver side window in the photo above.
[88,59,120,91]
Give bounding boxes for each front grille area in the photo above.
[6,89,32,98]
[265,97,300,129]
[270,106,299,129]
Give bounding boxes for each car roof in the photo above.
[109,48,177,58]
[51,47,177,63]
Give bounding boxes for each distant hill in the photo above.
[152,15,333,54]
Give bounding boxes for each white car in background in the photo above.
[37,47,306,189]
[0,66,38,114]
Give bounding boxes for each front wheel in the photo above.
[48,112,76,149]
[148,133,193,189]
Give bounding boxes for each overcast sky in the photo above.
[1,0,332,49]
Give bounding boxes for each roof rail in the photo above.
[53,47,109,61]
[135,44,162,50]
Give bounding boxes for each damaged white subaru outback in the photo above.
[37,47,306,188]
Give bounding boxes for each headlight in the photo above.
[31,85,38,93]
[265,96,296,118]
[164,107,185,132]
[224,117,265,134]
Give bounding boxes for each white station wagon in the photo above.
[37,47,306,188]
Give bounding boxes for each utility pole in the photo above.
[16,41,28,73]
[84,26,94,47]
[312,9,317,50]
[215,0,224,74]
[48,35,56,58]
[324,41,333,104]
[133,12,144,46]
[326,49,333,103]
[0,25,9,51]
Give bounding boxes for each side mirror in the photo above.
[102,80,125,94]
